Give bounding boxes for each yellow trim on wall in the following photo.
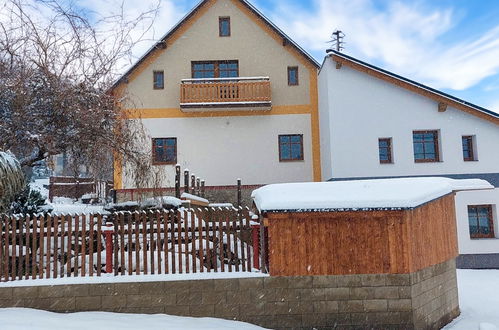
[125,104,312,119]
[309,69,322,182]
[113,152,123,190]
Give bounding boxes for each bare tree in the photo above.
[0,0,158,183]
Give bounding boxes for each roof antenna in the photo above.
[327,30,345,53]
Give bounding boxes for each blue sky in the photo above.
[75,0,499,112]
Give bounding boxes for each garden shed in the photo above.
[252,177,492,276]
[251,177,493,329]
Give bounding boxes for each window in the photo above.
[468,205,495,239]
[279,135,303,161]
[413,130,440,162]
[153,71,164,89]
[152,138,177,165]
[288,66,299,86]
[378,138,393,164]
[219,17,231,37]
[192,61,238,79]
[462,135,476,161]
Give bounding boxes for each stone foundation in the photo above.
[457,253,499,269]
[0,259,459,329]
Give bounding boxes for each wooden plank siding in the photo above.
[266,194,458,276]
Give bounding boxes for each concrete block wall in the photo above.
[0,259,459,330]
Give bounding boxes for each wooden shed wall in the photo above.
[266,194,458,276]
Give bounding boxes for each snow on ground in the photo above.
[30,179,105,214]
[0,308,266,330]
[251,177,493,211]
[0,272,268,288]
[49,197,105,214]
[445,269,499,330]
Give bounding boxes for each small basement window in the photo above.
[152,138,177,165]
[279,134,303,161]
[462,135,477,161]
[288,66,299,86]
[153,71,164,90]
[468,205,495,239]
[378,138,393,164]
[219,17,231,37]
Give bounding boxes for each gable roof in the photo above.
[326,50,499,125]
[112,0,320,90]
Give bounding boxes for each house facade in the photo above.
[319,50,499,268]
[112,0,321,203]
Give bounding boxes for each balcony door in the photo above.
[192,61,239,101]
[192,60,239,79]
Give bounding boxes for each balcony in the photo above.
[180,77,271,111]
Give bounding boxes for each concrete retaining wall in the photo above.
[0,259,459,329]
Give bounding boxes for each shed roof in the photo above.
[251,177,493,212]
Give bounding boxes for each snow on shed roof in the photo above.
[251,177,493,212]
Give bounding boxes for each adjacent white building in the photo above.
[319,50,499,268]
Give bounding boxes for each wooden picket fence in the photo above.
[0,207,259,282]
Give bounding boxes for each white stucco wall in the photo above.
[455,189,499,255]
[319,56,499,256]
[122,114,313,188]
[319,57,499,180]
[318,63,333,181]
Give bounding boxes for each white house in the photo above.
[319,50,499,268]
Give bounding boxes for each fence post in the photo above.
[237,178,242,208]
[201,180,205,198]
[103,223,114,274]
[259,215,268,273]
[251,224,260,270]
[184,169,189,194]
[190,175,196,194]
[175,165,181,198]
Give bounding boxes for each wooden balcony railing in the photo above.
[180,77,271,110]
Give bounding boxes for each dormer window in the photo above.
[219,17,230,37]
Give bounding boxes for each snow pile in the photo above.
[444,270,499,329]
[0,308,266,330]
[181,192,209,204]
[252,177,493,212]
[142,196,183,208]
[30,178,49,199]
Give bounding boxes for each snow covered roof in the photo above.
[251,177,493,212]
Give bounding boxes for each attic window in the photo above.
[153,71,164,90]
[288,67,299,86]
[219,17,230,37]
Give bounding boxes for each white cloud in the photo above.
[270,0,499,91]
[487,99,499,114]
[73,0,187,71]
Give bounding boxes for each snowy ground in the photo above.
[444,269,499,330]
[30,178,105,214]
[0,308,266,330]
